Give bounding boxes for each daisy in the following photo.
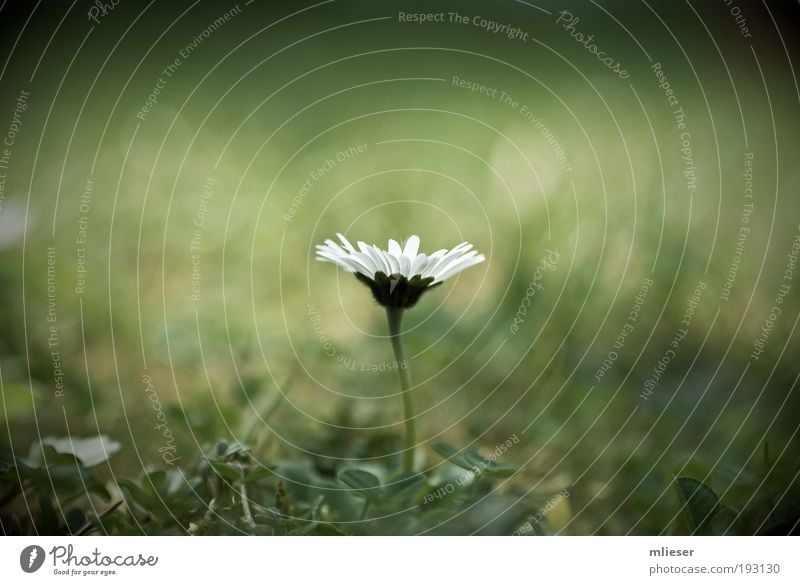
[316,233,485,473]
[315,234,485,309]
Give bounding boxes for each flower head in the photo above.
[316,233,485,308]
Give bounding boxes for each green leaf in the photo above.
[674,476,721,535]
[26,443,81,468]
[143,470,168,499]
[464,451,517,477]
[382,473,425,501]
[711,505,741,535]
[23,445,93,495]
[482,463,518,477]
[434,443,517,477]
[210,461,243,483]
[243,466,272,483]
[82,477,112,502]
[464,451,489,469]
[339,469,381,500]
[432,443,474,471]
[215,441,249,462]
[117,479,151,511]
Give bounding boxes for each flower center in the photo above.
[355,271,441,308]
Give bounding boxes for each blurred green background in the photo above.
[1,0,799,534]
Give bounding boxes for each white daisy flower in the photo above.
[316,233,485,308]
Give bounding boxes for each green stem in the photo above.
[240,483,255,529]
[386,307,416,474]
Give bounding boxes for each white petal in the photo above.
[398,254,411,276]
[318,245,344,259]
[317,234,483,285]
[354,249,377,274]
[433,250,478,279]
[422,244,470,278]
[435,254,485,282]
[403,235,420,258]
[420,249,447,275]
[337,233,357,253]
[320,248,374,276]
[372,245,392,274]
[386,252,400,274]
[315,249,340,261]
[410,253,428,275]
[316,251,356,272]
[364,245,387,276]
